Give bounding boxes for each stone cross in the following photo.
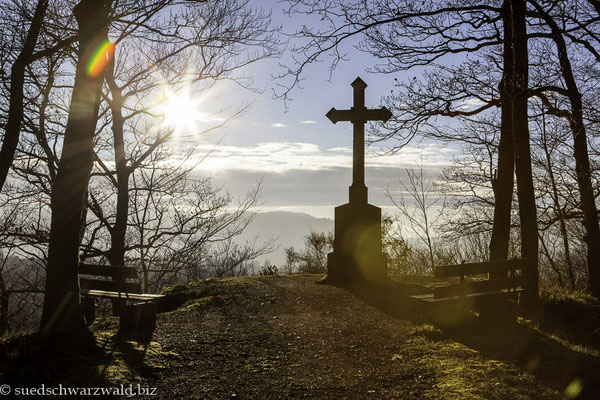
[326,77,392,204]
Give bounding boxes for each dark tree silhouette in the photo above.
[0,0,48,193]
[489,0,514,272]
[0,0,279,332]
[529,0,600,297]
[40,0,113,336]
[278,0,539,304]
[99,0,277,270]
[511,0,538,310]
[278,0,600,299]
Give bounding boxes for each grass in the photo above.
[406,324,551,400]
[0,316,172,390]
[536,286,600,350]
[158,275,265,312]
[0,276,263,389]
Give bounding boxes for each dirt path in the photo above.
[138,276,564,399]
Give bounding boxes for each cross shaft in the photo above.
[326,77,392,204]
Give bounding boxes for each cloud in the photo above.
[270,122,287,128]
[191,142,455,174]
[186,141,459,224]
[193,142,344,173]
[366,143,456,169]
[328,147,352,153]
[300,120,317,124]
[199,162,445,212]
[458,97,487,110]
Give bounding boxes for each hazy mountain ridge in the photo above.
[239,211,334,267]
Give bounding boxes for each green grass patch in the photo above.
[406,323,561,399]
[0,322,176,388]
[537,287,600,350]
[540,287,600,308]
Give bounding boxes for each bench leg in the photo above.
[118,302,157,339]
[81,297,95,325]
[110,298,126,316]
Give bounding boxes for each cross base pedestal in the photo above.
[327,251,387,284]
[326,202,388,284]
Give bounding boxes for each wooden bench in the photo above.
[79,263,165,334]
[412,258,532,323]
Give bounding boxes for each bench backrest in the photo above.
[432,258,532,299]
[79,263,143,294]
[434,258,530,278]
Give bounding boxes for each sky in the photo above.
[177,0,458,219]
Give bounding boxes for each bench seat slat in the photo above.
[80,278,143,294]
[80,289,164,301]
[415,289,522,311]
[434,258,530,278]
[79,264,139,279]
[433,276,524,299]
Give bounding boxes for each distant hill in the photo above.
[237,211,333,267]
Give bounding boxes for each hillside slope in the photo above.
[2,275,599,399]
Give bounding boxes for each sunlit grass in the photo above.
[407,323,559,399]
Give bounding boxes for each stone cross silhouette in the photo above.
[326,77,392,204]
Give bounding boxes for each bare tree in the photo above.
[120,157,273,290]
[98,0,278,270]
[528,0,600,297]
[285,231,333,274]
[532,107,578,288]
[0,0,48,193]
[386,160,446,274]
[489,0,515,271]
[509,0,539,310]
[276,0,600,302]
[0,0,280,332]
[0,0,283,334]
[41,0,113,336]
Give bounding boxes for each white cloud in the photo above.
[186,142,460,228]
[270,122,287,128]
[328,147,352,153]
[191,142,455,174]
[193,142,344,173]
[367,143,456,168]
[458,98,487,110]
[300,120,317,124]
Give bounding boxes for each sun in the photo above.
[158,86,205,134]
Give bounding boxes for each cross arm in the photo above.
[363,107,392,122]
[326,107,392,124]
[326,107,353,124]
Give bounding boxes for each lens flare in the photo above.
[87,40,116,77]
[158,86,206,134]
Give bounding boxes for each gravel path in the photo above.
[137,276,565,399]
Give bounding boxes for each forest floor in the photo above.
[1,274,600,399]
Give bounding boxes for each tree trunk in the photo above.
[40,0,113,336]
[0,0,48,192]
[106,60,129,269]
[489,0,515,278]
[511,0,539,311]
[0,273,9,335]
[531,0,600,297]
[106,59,129,314]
